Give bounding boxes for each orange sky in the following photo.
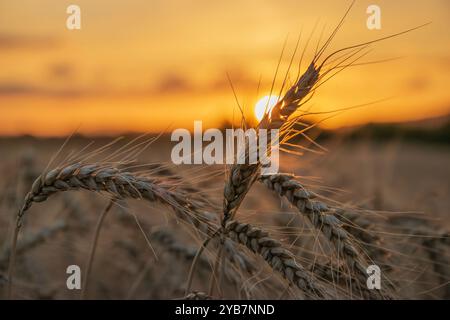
[1,0,450,136]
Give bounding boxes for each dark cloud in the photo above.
[151,67,259,95]
[0,34,59,49]
[0,84,36,95]
[0,68,261,99]
[154,74,193,94]
[48,63,75,80]
[405,76,430,92]
[0,83,82,98]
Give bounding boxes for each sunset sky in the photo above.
[1,0,449,136]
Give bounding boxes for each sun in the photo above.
[254,95,279,122]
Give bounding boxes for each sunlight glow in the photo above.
[254,95,279,122]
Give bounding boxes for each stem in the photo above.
[80,199,114,299]
[6,221,19,299]
[125,258,153,300]
[185,229,220,296]
[218,247,226,298]
[208,245,224,296]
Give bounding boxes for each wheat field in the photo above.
[1,1,449,301]
[0,127,448,300]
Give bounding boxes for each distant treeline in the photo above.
[217,119,450,145]
[320,121,450,145]
[2,119,448,145]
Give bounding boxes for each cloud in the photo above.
[0,68,261,100]
[405,75,430,92]
[151,67,260,96]
[48,63,75,80]
[153,74,193,94]
[0,83,82,98]
[0,33,59,50]
[0,84,36,95]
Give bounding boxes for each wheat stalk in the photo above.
[262,62,320,130]
[222,63,321,224]
[15,163,213,232]
[407,228,450,298]
[258,173,388,298]
[336,209,388,261]
[225,219,325,299]
[223,164,260,224]
[80,199,115,299]
[7,162,216,298]
[220,2,425,225]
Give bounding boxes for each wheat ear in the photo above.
[223,63,321,223]
[259,173,385,298]
[336,209,388,261]
[7,162,215,298]
[225,220,324,299]
[223,164,260,224]
[15,163,213,232]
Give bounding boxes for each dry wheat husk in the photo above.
[259,173,389,299]
[225,219,325,299]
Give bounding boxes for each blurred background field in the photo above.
[0,116,449,299]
